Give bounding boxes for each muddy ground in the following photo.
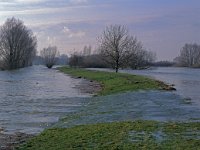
[0,132,34,150]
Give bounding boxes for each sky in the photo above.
[0,0,200,60]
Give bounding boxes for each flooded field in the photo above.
[0,66,200,135]
[0,66,90,134]
[56,91,200,128]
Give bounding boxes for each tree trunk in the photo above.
[115,67,118,73]
[116,59,119,73]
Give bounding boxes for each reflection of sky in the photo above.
[0,0,200,60]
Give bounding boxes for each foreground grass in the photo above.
[18,121,200,150]
[58,67,170,96]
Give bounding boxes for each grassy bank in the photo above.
[58,67,171,96]
[18,121,200,150]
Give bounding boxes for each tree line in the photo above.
[0,18,156,71]
[1,17,198,71]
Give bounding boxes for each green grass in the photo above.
[58,67,169,96]
[18,121,200,150]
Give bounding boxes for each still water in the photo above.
[90,67,200,106]
[0,66,200,134]
[120,67,200,106]
[0,66,89,134]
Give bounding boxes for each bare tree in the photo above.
[69,52,83,68]
[130,49,156,69]
[83,45,92,56]
[98,25,143,72]
[69,47,108,68]
[175,43,200,67]
[0,17,37,70]
[40,46,59,68]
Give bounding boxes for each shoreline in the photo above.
[74,77,102,96]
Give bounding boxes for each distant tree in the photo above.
[82,54,108,68]
[69,52,83,67]
[129,42,147,69]
[98,25,146,72]
[175,43,200,67]
[40,46,59,68]
[69,46,108,68]
[131,50,156,69]
[57,54,68,65]
[0,17,37,70]
[152,61,175,67]
[83,45,92,56]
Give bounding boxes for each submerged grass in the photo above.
[18,121,200,150]
[58,67,169,96]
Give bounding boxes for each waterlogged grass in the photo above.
[58,67,169,96]
[18,121,200,150]
[17,67,200,149]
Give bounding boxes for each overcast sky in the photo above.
[0,0,200,60]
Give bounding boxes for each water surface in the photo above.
[56,91,200,128]
[89,67,200,106]
[1,66,200,134]
[0,66,89,134]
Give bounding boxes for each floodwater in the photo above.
[0,66,89,134]
[56,91,200,128]
[56,67,200,128]
[0,66,200,134]
[121,67,200,106]
[89,67,200,106]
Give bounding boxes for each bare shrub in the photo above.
[40,46,59,68]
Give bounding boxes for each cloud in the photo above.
[62,26,85,38]
[70,0,88,4]
[0,4,94,17]
[15,0,48,4]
